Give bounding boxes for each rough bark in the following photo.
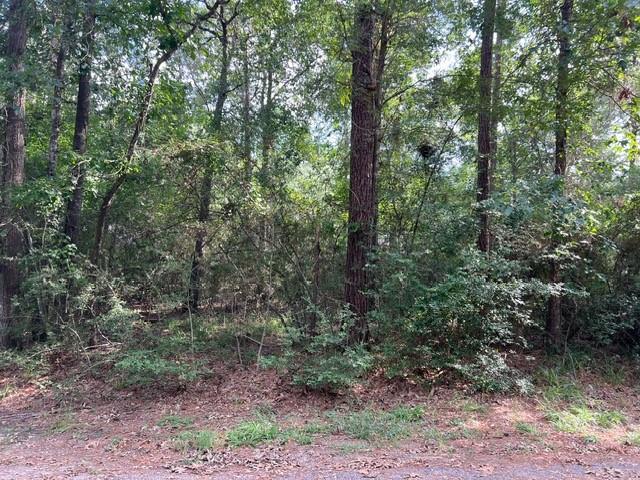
[187,7,232,311]
[344,5,377,342]
[1,0,29,347]
[63,0,95,245]
[476,0,497,253]
[547,0,573,350]
[91,2,220,264]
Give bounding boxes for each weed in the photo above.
[106,436,123,451]
[422,427,447,445]
[600,362,627,386]
[595,410,626,428]
[279,428,313,445]
[623,431,640,447]
[49,413,79,434]
[390,405,425,422]
[583,434,598,444]
[0,384,15,400]
[0,348,49,379]
[539,367,583,403]
[326,409,412,442]
[278,421,330,445]
[226,419,278,447]
[461,400,488,414]
[114,350,205,387]
[546,406,625,434]
[157,414,194,429]
[515,421,539,436]
[254,403,276,418]
[173,430,218,452]
[335,441,369,454]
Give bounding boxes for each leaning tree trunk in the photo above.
[1,0,29,348]
[91,3,220,264]
[187,9,231,311]
[344,5,377,343]
[476,0,497,253]
[64,0,95,245]
[547,0,573,350]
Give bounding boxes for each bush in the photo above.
[113,349,204,387]
[261,310,373,392]
[373,249,544,391]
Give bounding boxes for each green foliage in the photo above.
[262,311,373,392]
[113,350,204,387]
[374,249,541,392]
[0,347,49,379]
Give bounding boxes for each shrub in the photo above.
[261,310,373,392]
[113,350,204,387]
[374,249,543,391]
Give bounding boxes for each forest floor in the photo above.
[1,342,640,479]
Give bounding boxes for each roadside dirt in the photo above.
[1,365,640,479]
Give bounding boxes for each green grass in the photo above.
[173,430,218,452]
[623,430,640,446]
[423,427,447,444]
[595,410,626,428]
[599,362,627,386]
[461,400,488,414]
[515,421,539,436]
[326,408,413,442]
[546,406,626,434]
[226,419,279,447]
[539,368,584,403]
[278,421,329,445]
[279,427,314,445]
[106,436,123,451]
[583,434,598,444]
[389,405,425,422]
[335,441,369,454]
[157,414,194,429]
[0,384,15,400]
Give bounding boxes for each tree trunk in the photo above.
[260,63,274,178]
[91,3,221,264]
[547,0,573,350]
[64,0,95,246]
[47,11,71,178]
[242,31,252,181]
[1,0,29,347]
[476,0,497,253]
[187,8,231,311]
[344,5,377,342]
[489,0,503,178]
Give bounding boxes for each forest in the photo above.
[1,0,640,478]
